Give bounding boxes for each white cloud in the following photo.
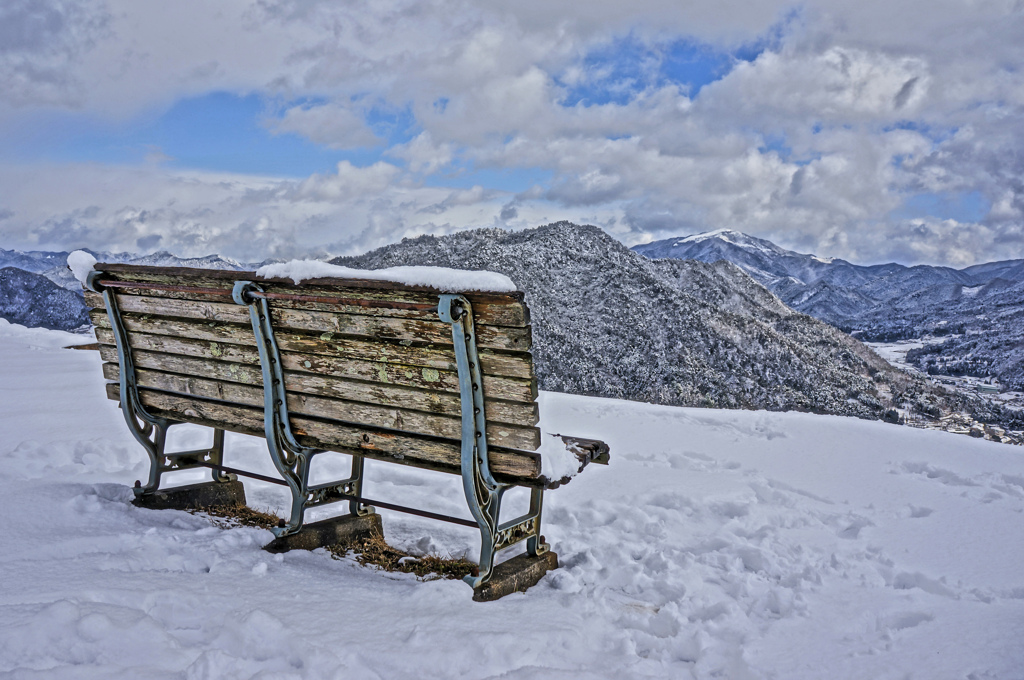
[699,47,930,129]
[388,132,454,174]
[0,0,111,108]
[292,160,401,202]
[2,0,1024,266]
[268,102,379,148]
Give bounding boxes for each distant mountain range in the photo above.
[331,222,1015,428]
[0,267,90,330]
[0,248,257,292]
[0,248,263,331]
[1,227,1019,431]
[634,230,1024,391]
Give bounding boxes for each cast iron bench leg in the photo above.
[439,294,550,590]
[233,280,375,538]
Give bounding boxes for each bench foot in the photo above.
[132,479,246,511]
[263,512,383,554]
[472,550,558,602]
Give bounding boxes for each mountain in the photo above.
[0,249,75,274]
[0,248,254,334]
[634,230,1024,391]
[2,226,1016,427]
[330,222,1010,426]
[37,250,252,291]
[634,230,850,292]
[632,230,988,327]
[0,268,91,331]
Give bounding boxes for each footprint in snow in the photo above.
[838,516,874,539]
[878,611,934,632]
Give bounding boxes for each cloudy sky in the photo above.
[1,0,1022,266]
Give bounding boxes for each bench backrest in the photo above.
[87,264,544,484]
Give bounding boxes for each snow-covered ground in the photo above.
[865,340,928,374]
[3,320,1024,679]
[867,339,1024,412]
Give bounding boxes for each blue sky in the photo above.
[891,191,991,225]
[0,0,1020,265]
[2,93,365,177]
[2,38,751,180]
[560,37,741,107]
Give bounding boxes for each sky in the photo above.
[0,0,1023,266]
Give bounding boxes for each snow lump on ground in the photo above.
[1,325,1023,678]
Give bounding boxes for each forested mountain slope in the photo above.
[332,222,990,423]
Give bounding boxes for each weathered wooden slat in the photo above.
[89,309,533,380]
[93,266,530,327]
[104,383,542,483]
[101,362,540,450]
[84,291,532,352]
[95,328,538,403]
[98,347,538,426]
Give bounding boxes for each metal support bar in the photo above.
[320,492,478,528]
[189,460,477,527]
[495,487,546,553]
[206,428,234,483]
[306,479,357,508]
[164,447,227,459]
[94,280,234,297]
[232,280,372,537]
[438,294,547,589]
[193,460,290,487]
[133,432,228,485]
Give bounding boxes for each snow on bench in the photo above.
[81,259,609,600]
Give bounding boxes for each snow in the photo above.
[66,250,97,285]
[3,325,1024,679]
[865,339,928,373]
[255,260,517,292]
[675,229,737,245]
[673,229,785,258]
[962,285,983,298]
[537,432,585,482]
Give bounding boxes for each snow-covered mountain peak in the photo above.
[634,230,804,276]
[672,229,785,255]
[674,228,741,245]
[321,220,1002,423]
[633,228,1024,393]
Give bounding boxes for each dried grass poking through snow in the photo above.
[326,529,477,582]
[189,503,476,581]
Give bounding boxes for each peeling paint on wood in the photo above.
[97,347,539,426]
[101,363,540,449]
[105,383,543,483]
[94,325,537,402]
[90,308,535,380]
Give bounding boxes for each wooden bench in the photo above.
[83,263,608,600]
